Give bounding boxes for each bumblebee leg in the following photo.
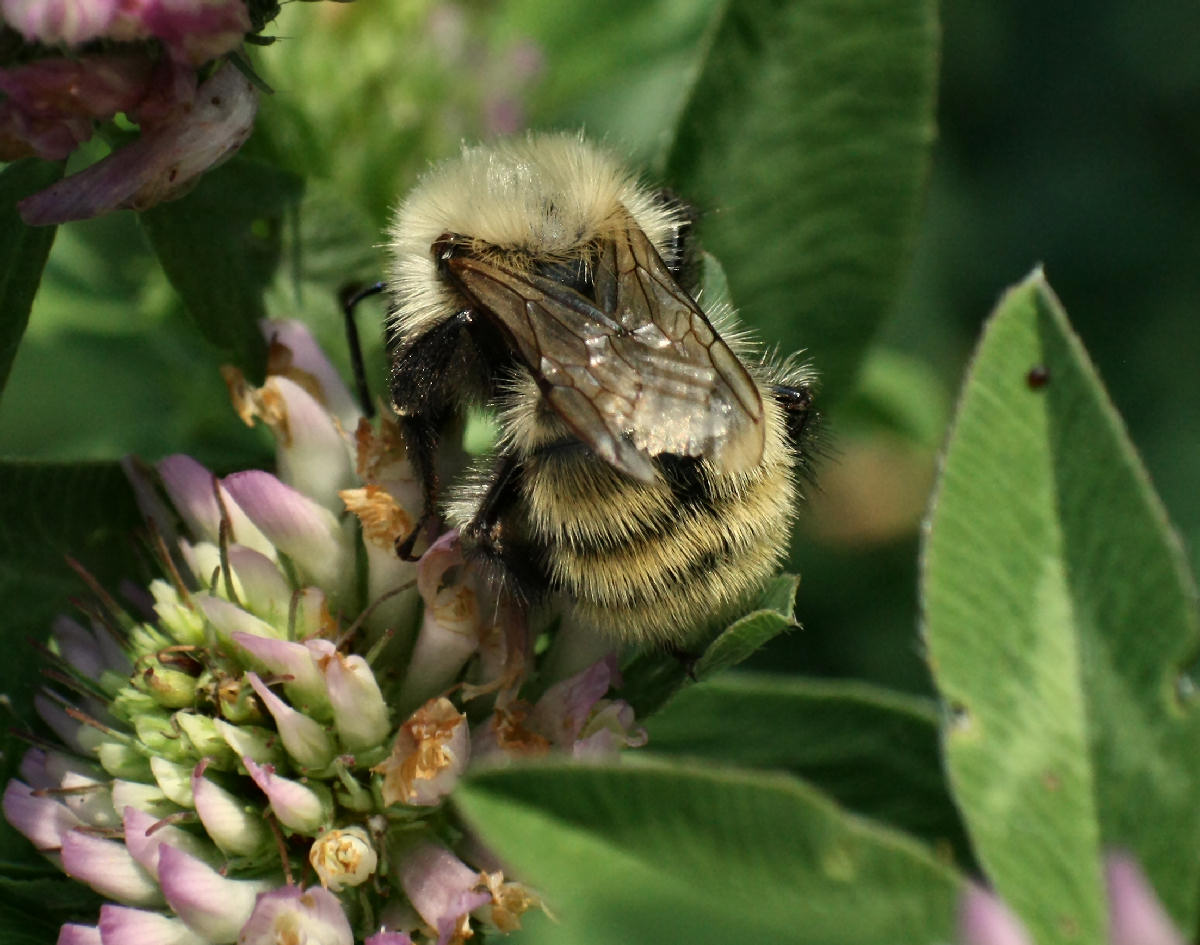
[461,452,549,597]
[339,280,386,418]
[390,312,475,559]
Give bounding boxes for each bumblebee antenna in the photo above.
[340,281,386,418]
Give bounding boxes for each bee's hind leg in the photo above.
[459,451,549,601]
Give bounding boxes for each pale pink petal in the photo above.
[529,654,618,747]
[122,806,218,878]
[261,320,360,431]
[156,454,274,558]
[958,885,1034,945]
[2,779,81,851]
[1106,853,1186,945]
[238,885,353,945]
[57,924,102,945]
[395,841,490,945]
[19,63,257,225]
[61,829,161,905]
[244,758,328,833]
[222,470,354,603]
[234,633,330,714]
[98,904,207,945]
[255,375,356,514]
[245,672,337,769]
[158,844,273,941]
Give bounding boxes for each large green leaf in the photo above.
[664,0,939,400]
[645,673,970,863]
[457,759,963,945]
[140,157,304,374]
[921,270,1200,942]
[0,160,63,396]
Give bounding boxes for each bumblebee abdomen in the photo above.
[521,400,797,643]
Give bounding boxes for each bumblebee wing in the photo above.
[595,223,764,475]
[444,226,763,482]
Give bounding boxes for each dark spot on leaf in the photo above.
[1041,769,1061,791]
[211,96,222,106]
[1026,365,1050,389]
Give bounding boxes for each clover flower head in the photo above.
[3,319,646,944]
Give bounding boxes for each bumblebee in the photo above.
[385,134,815,645]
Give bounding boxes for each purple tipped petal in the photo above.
[158,844,272,942]
[244,758,328,834]
[1106,853,1186,945]
[98,904,207,945]
[2,779,81,851]
[222,470,353,602]
[191,759,269,857]
[246,672,337,769]
[958,885,1034,945]
[122,806,217,879]
[19,64,258,225]
[261,320,360,430]
[529,655,618,748]
[234,634,329,714]
[61,829,161,905]
[51,615,130,678]
[57,924,102,945]
[156,454,274,557]
[238,885,353,945]
[395,841,490,945]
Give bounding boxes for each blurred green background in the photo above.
[1,0,1196,701]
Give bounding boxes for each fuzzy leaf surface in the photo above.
[664,0,939,399]
[457,759,962,945]
[921,269,1200,942]
[140,157,303,374]
[645,673,970,862]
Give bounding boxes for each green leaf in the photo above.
[622,574,798,717]
[457,759,963,945]
[0,461,144,858]
[921,269,1200,942]
[664,0,939,400]
[0,160,63,396]
[645,673,971,862]
[692,573,798,678]
[140,157,304,374]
